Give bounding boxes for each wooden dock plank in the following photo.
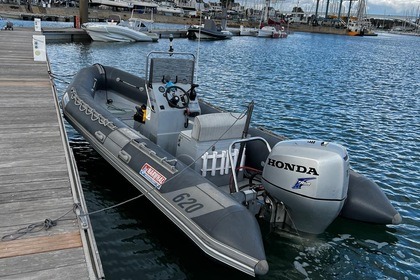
[0,147,63,161]
[0,197,75,224]
[0,170,69,185]
[0,183,73,203]
[0,176,68,190]
[0,153,65,168]
[0,68,50,79]
[0,248,88,278]
[0,80,51,87]
[0,188,73,208]
[0,142,62,152]
[0,127,61,141]
[0,121,60,132]
[0,112,58,126]
[0,232,82,258]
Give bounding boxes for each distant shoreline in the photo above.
[0,4,346,35]
[0,4,252,28]
[3,4,417,36]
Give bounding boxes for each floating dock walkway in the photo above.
[0,28,104,279]
[40,27,188,42]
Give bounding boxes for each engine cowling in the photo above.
[262,140,349,234]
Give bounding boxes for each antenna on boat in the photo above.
[168,34,174,55]
[233,101,254,191]
[194,6,203,84]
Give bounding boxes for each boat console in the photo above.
[177,112,247,186]
[137,52,201,155]
[139,51,248,187]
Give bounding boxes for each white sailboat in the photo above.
[256,0,287,38]
[347,0,377,36]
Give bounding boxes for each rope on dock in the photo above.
[1,204,80,242]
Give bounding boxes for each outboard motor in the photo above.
[262,140,349,234]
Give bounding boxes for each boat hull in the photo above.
[239,26,258,36]
[347,30,378,36]
[187,28,232,40]
[340,170,401,224]
[83,23,158,42]
[257,26,287,38]
[61,65,268,276]
[187,19,232,40]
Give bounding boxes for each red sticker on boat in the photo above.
[140,163,166,190]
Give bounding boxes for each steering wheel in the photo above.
[164,85,190,109]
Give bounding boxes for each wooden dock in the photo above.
[0,29,104,279]
[42,27,91,42]
[40,27,188,42]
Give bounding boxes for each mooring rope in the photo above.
[48,70,77,84]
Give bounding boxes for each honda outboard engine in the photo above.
[262,140,350,234]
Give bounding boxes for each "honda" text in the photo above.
[266,158,319,176]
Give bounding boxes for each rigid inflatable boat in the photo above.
[61,41,401,276]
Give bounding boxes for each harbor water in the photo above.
[44,30,419,279]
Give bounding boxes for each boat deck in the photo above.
[0,29,103,279]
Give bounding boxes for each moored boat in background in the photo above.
[347,19,378,36]
[347,0,377,36]
[257,25,280,38]
[187,18,232,40]
[239,25,258,36]
[82,14,159,42]
[256,2,288,38]
[257,25,287,38]
[157,2,185,16]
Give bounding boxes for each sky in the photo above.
[236,0,420,16]
[365,0,420,15]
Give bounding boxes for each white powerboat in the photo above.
[82,15,159,42]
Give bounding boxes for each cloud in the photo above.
[367,0,420,15]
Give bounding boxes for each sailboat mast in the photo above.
[357,0,366,20]
[347,0,353,26]
[314,0,320,24]
[325,0,330,20]
[264,0,269,23]
[338,0,343,21]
